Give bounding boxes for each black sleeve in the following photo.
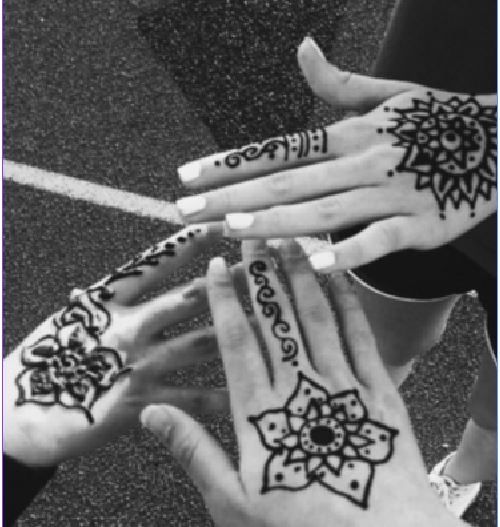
[373,0,496,93]
[3,454,57,526]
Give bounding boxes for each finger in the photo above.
[327,273,391,388]
[143,325,220,371]
[177,116,381,190]
[309,216,417,273]
[242,240,312,391]
[176,261,249,311]
[141,405,242,501]
[223,187,411,239]
[130,263,249,339]
[95,223,222,306]
[147,388,230,414]
[207,257,270,420]
[297,36,418,111]
[176,146,391,222]
[278,240,356,388]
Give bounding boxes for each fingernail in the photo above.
[309,251,336,271]
[140,405,172,436]
[176,196,207,216]
[225,213,254,230]
[209,256,227,273]
[178,160,201,184]
[69,288,85,301]
[266,238,283,250]
[303,36,326,61]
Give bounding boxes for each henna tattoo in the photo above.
[15,227,204,422]
[249,372,398,508]
[249,260,299,366]
[214,128,328,169]
[385,93,497,219]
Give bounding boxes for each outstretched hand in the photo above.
[142,241,465,527]
[176,36,496,272]
[4,224,228,466]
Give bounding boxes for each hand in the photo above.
[4,224,228,467]
[175,36,497,273]
[141,241,465,527]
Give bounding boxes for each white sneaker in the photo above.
[429,451,481,518]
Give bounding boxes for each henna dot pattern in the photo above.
[248,372,398,508]
[248,260,299,365]
[15,227,204,423]
[215,128,328,168]
[387,93,496,218]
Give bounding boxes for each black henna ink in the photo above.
[248,260,299,365]
[14,227,204,423]
[248,372,398,509]
[215,128,328,169]
[387,93,496,219]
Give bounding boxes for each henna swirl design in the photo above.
[215,127,328,169]
[249,260,299,366]
[248,372,398,508]
[14,227,204,423]
[385,93,497,219]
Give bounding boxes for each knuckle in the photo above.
[221,321,250,350]
[265,172,293,199]
[378,222,403,252]
[302,302,330,325]
[349,327,375,347]
[316,196,342,222]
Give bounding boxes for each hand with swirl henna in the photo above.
[141,242,466,527]
[4,224,229,468]
[176,36,496,273]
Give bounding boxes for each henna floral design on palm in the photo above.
[384,93,497,219]
[249,373,398,508]
[249,260,299,366]
[15,228,204,423]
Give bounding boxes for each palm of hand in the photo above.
[4,225,223,466]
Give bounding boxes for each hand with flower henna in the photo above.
[175,36,496,273]
[4,224,230,468]
[141,240,467,527]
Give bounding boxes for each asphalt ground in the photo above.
[3,0,496,525]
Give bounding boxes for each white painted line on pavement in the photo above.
[3,160,182,225]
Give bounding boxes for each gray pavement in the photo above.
[4,0,496,525]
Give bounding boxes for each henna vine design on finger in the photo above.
[382,93,497,219]
[249,260,299,366]
[214,128,328,169]
[248,372,398,508]
[15,226,205,423]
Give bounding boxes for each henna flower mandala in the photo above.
[249,373,398,508]
[388,93,497,218]
[15,290,130,423]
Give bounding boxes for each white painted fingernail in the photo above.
[69,288,85,301]
[178,160,201,183]
[225,213,254,230]
[309,251,336,271]
[209,256,227,273]
[266,238,283,249]
[176,196,206,216]
[304,36,326,61]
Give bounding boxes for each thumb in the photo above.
[141,404,242,499]
[297,36,418,111]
